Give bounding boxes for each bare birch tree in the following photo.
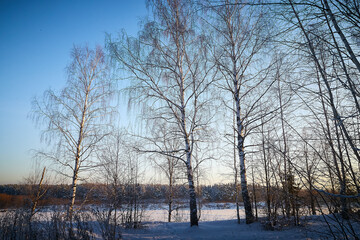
[207,0,274,224]
[31,45,114,236]
[108,0,216,227]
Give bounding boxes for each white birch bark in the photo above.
[234,87,254,224]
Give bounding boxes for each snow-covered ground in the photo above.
[1,203,358,239]
[145,208,242,222]
[121,217,332,240]
[124,203,359,240]
[122,203,358,240]
[144,202,251,222]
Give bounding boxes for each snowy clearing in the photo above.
[122,218,325,240]
[1,204,358,239]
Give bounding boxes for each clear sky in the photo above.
[0,0,148,184]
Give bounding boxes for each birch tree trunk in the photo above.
[181,99,199,226]
[234,90,254,224]
[69,87,89,226]
[233,103,240,224]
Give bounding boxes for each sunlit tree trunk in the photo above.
[234,83,254,224]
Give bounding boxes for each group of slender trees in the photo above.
[31,1,359,237]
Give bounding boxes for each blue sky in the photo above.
[0,0,148,184]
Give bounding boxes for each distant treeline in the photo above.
[0,183,322,209]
